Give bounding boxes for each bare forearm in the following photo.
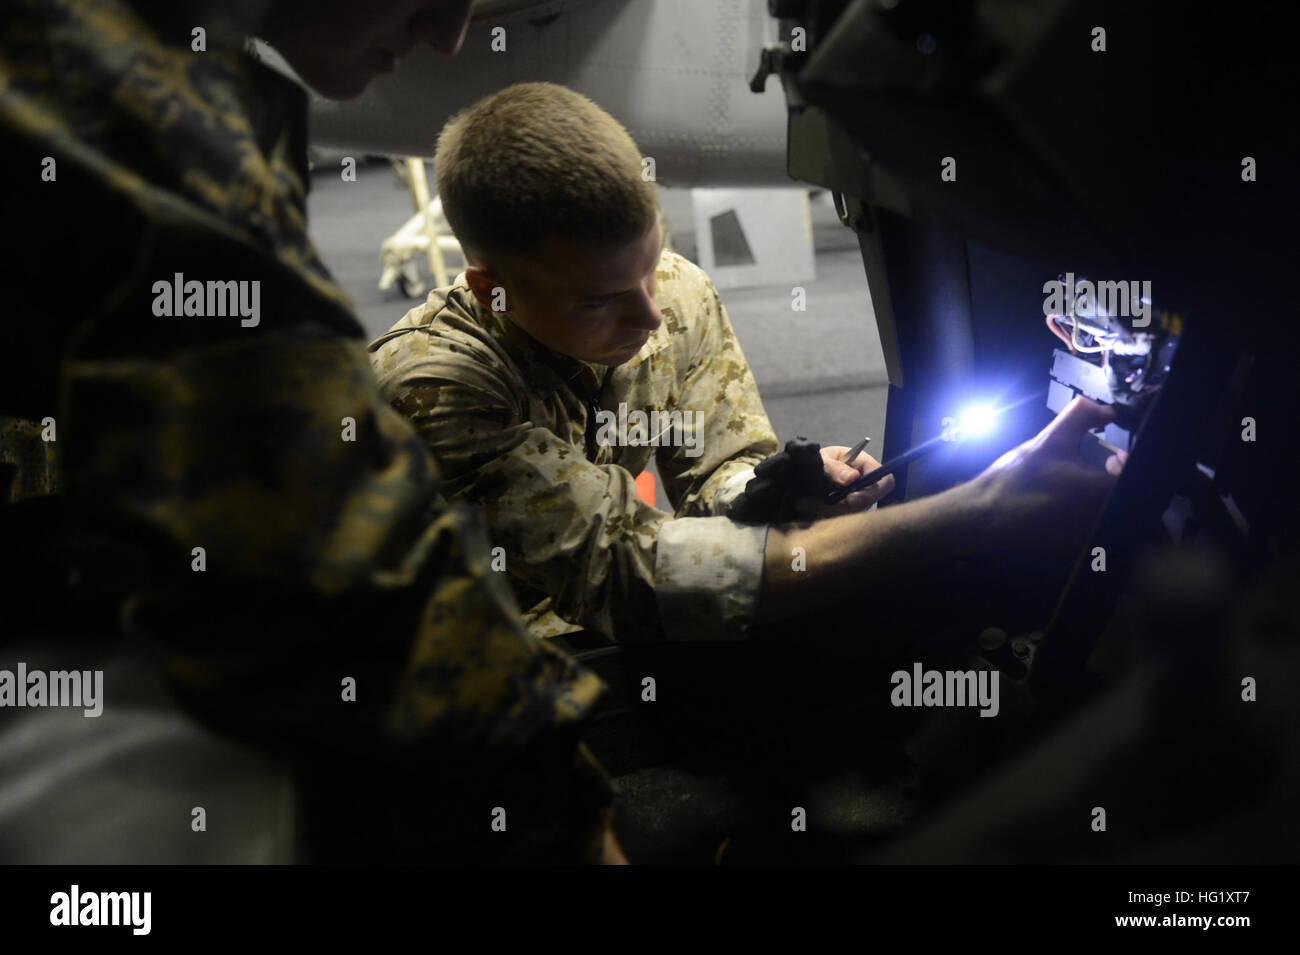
[757,395,1123,632]
[759,478,991,623]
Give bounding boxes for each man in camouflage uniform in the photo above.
[370,232,813,644]
[369,84,920,646]
[371,83,1126,655]
[1,0,621,862]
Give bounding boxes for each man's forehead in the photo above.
[518,225,662,295]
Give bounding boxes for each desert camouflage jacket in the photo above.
[0,0,609,861]
[370,251,778,643]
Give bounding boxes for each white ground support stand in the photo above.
[378,158,463,299]
[689,188,816,292]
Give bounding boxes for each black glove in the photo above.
[727,437,831,524]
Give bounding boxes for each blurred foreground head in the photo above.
[133,0,475,98]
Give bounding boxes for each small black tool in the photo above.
[824,436,947,505]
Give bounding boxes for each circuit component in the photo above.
[1044,275,1181,448]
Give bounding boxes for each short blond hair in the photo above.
[434,83,657,259]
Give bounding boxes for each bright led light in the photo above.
[958,403,998,436]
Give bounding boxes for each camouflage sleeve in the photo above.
[64,257,610,861]
[79,349,612,861]
[647,260,780,640]
[654,262,780,518]
[382,368,671,643]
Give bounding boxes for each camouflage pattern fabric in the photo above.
[370,250,780,642]
[0,0,610,861]
[1,414,59,502]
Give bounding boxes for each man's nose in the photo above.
[409,1,475,55]
[624,285,663,332]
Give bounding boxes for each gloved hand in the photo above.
[727,438,835,523]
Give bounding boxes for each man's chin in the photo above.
[618,336,652,359]
[603,345,644,366]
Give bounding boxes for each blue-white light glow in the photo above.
[957,403,998,436]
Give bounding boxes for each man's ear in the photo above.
[464,264,503,312]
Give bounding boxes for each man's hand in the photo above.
[972,396,1126,557]
[793,445,895,519]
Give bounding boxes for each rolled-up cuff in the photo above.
[654,516,768,641]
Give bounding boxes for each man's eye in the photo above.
[581,299,611,311]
